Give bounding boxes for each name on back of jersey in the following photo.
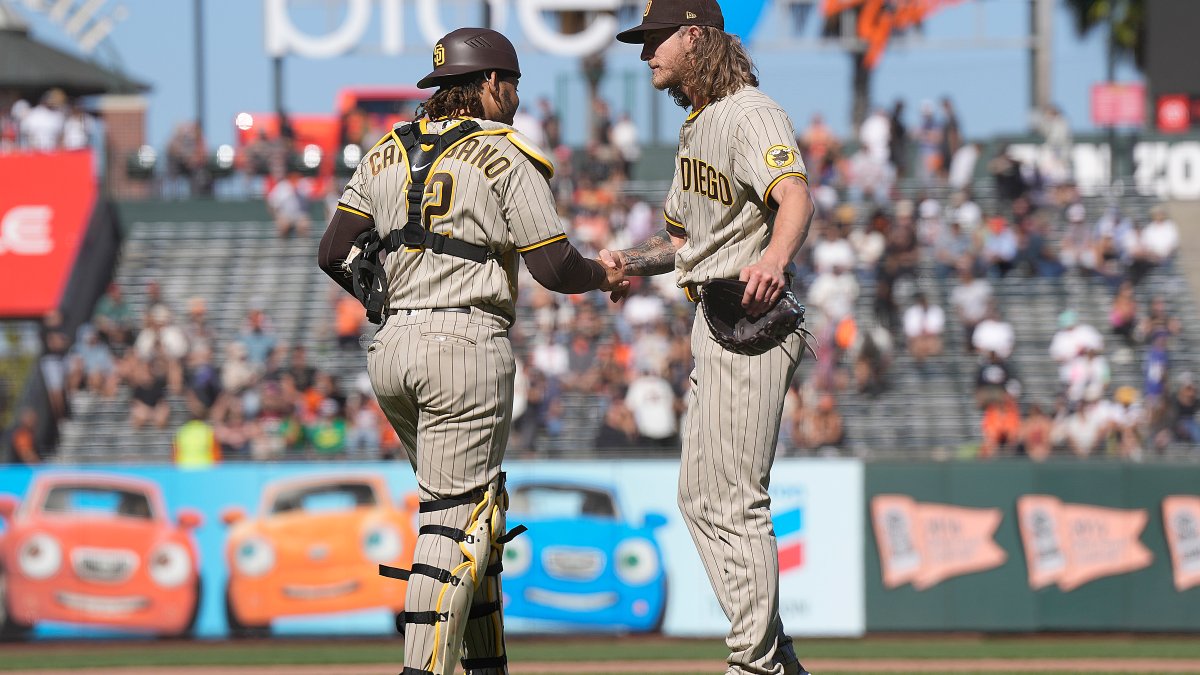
[679,156,734,206]
[367,138,514,181]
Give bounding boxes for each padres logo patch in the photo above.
[765,145,797,169]
[434,43,446,67]
[644,0,652,17]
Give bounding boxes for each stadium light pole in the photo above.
[194,0,205,139]
[194,0,209,195]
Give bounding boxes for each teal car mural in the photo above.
[502,482,668,632]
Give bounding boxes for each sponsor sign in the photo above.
[871,495,1006,590]
[1162,496,1200,592]
[1017,495,1152,592]
[1008,139,1200,201]
[0,151,96,318]
[1157,95,1191,133]
[1091,82,1145,128]
[0,460,865,640]
[265,0,621,59]
[264,0,770,58]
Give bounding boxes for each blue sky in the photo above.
[13,0,1139,151]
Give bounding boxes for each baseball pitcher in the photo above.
[605,2,816,673]
[317,27,625,675]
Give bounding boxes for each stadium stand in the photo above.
[46,174,1200,463]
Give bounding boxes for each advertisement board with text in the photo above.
[0,459,864,640]
[866,462,1200,632]
[0,151,96,318]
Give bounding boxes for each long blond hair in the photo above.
[671,26,759,109]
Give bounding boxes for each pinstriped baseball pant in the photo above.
[368,307,515,674]
[679,311,805,675]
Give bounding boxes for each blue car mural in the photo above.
[501,481,668,632]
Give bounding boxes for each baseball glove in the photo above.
[700,278,815,357]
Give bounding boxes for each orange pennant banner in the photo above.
[1162,496,1200,592]
[1017,496,1153,591]
[872,495,1006,590]
[822,0,966,69]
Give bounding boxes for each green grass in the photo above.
[0,636,1196,671]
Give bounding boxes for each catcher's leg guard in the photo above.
[381,475,525,675]
[460,519,514,674]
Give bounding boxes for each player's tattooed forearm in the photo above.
[621,230,676,276]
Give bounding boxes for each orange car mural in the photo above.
[0,473,203,638]
[221,473,416,636]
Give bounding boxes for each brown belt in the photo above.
[393,307,472,315]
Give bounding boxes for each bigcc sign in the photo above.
[265,0,620,59]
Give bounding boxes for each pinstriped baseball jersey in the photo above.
[665,86,807,287]
[337,117,560,318]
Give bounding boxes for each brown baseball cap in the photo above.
[616,0,725,44]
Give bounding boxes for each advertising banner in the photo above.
[0,460,864,640]
[866,463,1200,632]
[1162,496,1200,592]
[871,495,1006,591]
[0,151,96,318]
[1016,496,1152,592]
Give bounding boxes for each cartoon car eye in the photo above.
[234,536,276,577]
[362,524,401,563]
[503,535,532,577]
[18,533,62,580]
[614,538,659,586]
[149,543,192,587]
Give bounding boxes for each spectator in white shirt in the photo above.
[1065,346,1111,405]
[61,103,94,150]
[1059,203,1097,272]
[811,223,857,276]
[903,292,945,367]
[949,189,982,231]
[949,261,992,351]
[1049,310,1104,385]
[625,370,678,448]
[1142,205,1179,262]
[267,171,311,238]
[20,88,67,151]
[609,112,641,178]
[972,303,1015,359]
[1052,395,1115,458]
[808,264,860,334]
[859,107,891,166]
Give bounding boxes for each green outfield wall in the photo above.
[864,461,1200,632]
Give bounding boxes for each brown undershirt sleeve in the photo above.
[318,206,375,298]
[522,238,607,295]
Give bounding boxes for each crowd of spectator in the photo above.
[5,93,1198,465]
[1,88,96,153]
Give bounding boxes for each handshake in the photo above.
[596,249,631,303]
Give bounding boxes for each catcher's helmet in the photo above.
[417,27,521,89]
